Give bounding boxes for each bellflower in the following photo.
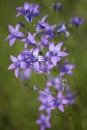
[38,36,50,50]
[46,42,68,66]
[57,24,70,38]
[8,55,25,77]
[16,2,40,23]
[5,24,24,46]
[39,93,54,114]
[36,113,52,130]
[38,61,54,75]
[43,24,56,39]
[70,16,84,27]
[65,86,76,104]
[20,48,45,72]
[38,87,52,101]
[46,76,63,90]
[53,91,69,112]
[59,60,75,76]
[22,32,37,48]
[36,15,49,32]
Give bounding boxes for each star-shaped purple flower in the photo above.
[46,42,68,66]
[46,76,63,90]
[53,91,69,112]
[8,55,25,77]
[59,60,75,76]
[5,24,24,46]
[43,24,56,39]
[36,15,49,32]
[22,32,37,48]
[36,113,52,130]
[38,36,51,50]
[39,90,54,113]
[65,86,76,104]
[16,2,40,23]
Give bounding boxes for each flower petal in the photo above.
[9,38,16,46]
[55,42,63,51]
[8,64,15,70]
[8,25,14,33]
[15,68,19,77]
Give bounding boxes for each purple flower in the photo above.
[70,16,84,27]
[39,89,54,113]
[20,48,45,72]
[22,32,37,48]
[38,88,52,102]
[57,24,70,38]
[8,55,25,77]
[38,36,51,50]
[36,15,49,32]
[46,76,63,90]
[46,42,68,66]
[5,24,24,46]
[43,24,56,39]
[20,68,31,80]
[53,91,69,112]
[38,61,54,75]
[16,2,40,23]
[32,48,45,72]
[36,113,52,130]
[59,60,75,76]
[52,3,63,11]
[65,86,76,104]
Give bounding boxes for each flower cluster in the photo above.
[6,2,83,130]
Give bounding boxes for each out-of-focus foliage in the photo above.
[0,0,87,130]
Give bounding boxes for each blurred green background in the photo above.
[0,0,87,130]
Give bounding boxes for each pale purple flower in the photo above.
[38,87,52,102]
[36,113,52,130]
[46,76,63,90]
[8,55,25,77]
[46,42,68,66]
[57,24,70,38]
[36,15,49,32]
[5,24,24,46]
[65,86,76,104]
[20,68,31,80]
[38,36,50,50]
[20,48,45,72]
[38,61,53,75]
[70,16,84,27]
[43,24,56,39]
[39,94,54,113]
[53,91,69,112]
[59,60,75,76]
[32,48,45,72]
[22,32,37,48]
[16,2,40,23]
